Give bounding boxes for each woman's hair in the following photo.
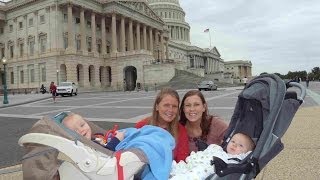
[180,90,211,139]
[149,87,180,140]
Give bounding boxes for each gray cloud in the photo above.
[180,0,320,75]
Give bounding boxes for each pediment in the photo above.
[117,1,164,24]
[212,47,221,57]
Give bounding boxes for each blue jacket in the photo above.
[116,125,175,180]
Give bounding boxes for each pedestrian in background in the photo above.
[242,76,248,87]
[306,77,310,88]
[50,81,57,103]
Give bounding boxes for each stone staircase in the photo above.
[157,69,239,90]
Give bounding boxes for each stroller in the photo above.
[208,73,306,180]
[18,112,148,180]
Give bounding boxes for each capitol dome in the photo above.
[148,0,190,45]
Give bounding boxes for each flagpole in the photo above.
[209,30,212,49]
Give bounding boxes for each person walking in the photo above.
[242,76,248,87]
[49,81,57,103]
[306,77,310,88]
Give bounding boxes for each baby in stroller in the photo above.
[170,132,255,180]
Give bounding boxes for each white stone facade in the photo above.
[0,0,251,92]
[0,0,174,91]
[224,60,252,79]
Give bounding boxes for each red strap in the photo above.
[115,151,124,180]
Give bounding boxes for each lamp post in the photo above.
[156,45,160,63]
[56,69,59,85]
[2,57,8,104]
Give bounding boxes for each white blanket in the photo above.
[170,144,251,180]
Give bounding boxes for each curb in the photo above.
[0,96,51,109]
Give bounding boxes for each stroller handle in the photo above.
[287,81,306,102]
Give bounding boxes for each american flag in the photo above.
[204,28,209,33]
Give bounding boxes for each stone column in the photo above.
[31,11,38,56]
[136,22,140,50]
[149,27,153,52]
[181,27,184,41]
[120,16,125,52]
[128,19,134,51]
[80,7,86,53]
[24,15,28,57]
[91,12,97,53]
[165,40,169,59]
[160,33,165,60]
[177,26,179,40]
[101,16,106,55]
[155,30,159,48]
[111,13,117,53]
[143,25,147,50]
[67,3,75,51]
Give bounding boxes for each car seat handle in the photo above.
[18,133,114,173]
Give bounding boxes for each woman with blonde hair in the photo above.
[135,87,189,162]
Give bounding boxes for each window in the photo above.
[63,14,67,22]
[0,47,4,59]
[87,37,92,52]
[9,25,13,32]
[40,15,45,24]
[106,27,110,33]
[19,43,24,57]
[87,21,91,28]
[10,45,14,58]
[39,33,47,53]
[75,17,80,24]
[10,71,14,84]
[19,22,23,29]
[41,66,46,82]
[76,39,81,50]
[63,36,68,49]
[29,18,33,26]
[0,28,3,34]
[20,70,24,84]
[97,43,101,53]
[40,38,46,53]
[29,41,34,56]
[97,24,101,31]
[30,68,35,82]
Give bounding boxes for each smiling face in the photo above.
[156,94,179,127]
[226,133,254,155]
[63,114,92,139]
[183,95,206,123]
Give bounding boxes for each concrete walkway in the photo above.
[256,106,320,180]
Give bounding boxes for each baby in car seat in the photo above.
[170,133,255,180]
[62,112,175,180]
[62,113,125,151]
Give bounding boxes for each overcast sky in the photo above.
[180,0,320,76]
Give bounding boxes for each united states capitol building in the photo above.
[0,0,252,92]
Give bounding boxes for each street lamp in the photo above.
[2,57,8,104]
[156,45,160,63]
[56,69,59,85]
